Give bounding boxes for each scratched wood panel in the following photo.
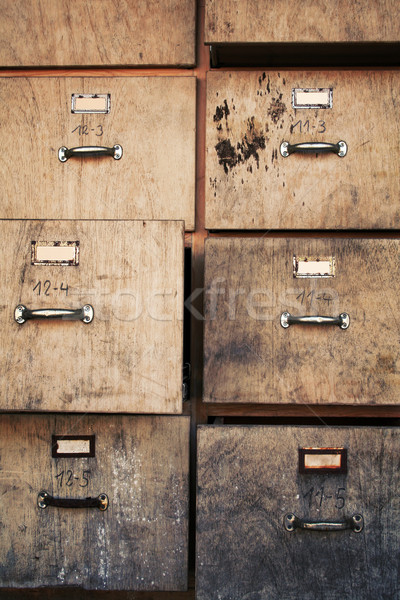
[0,77,195,230]
[206,70,400,229]
[0,414,189,590]
[0,220,184,413]
[205,0,400,43]
[203,238,400,405]
[0,0,195,67]
[197,425,400,600]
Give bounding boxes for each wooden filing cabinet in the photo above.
[204,237,400,405]
[0,414,189,590]
[0,76,196,230]
[0,0,196,67]
[197,425,400,600]
[205,0,400,66]
[0,219,184,413]
[206,70,400,230]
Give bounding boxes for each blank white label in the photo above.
[304,453,342,469]
[56,439,91,454]
[294,256,335,278]
[292,88,332,109]
[32,241,79,266]
[72,94,110,113]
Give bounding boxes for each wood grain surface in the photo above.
[197,425,400,599]
[0,0,195,67]
[206,70,400,229]
[205,0,400,43]
[0,414,189,590]
[0,77,196,230]
[204,237,400,405]
[0,220,184,413]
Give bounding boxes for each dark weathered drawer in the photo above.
[205,0,400,66]
[0,77,196,230]
[0,0,195,67]
[197,425,400,599]
[0,220,184,413]
[0,414,189,590]
[206,70,400,229]
[204,237,400,405]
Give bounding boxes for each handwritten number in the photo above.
[60,282,69,296]
[80,470,91,488]
[72,124,103,136]
[55,470,64,487]
[66,470,74,487]
[33,281,41,295]
[318,120,326,134]
[55,469,91,488]
[43,280,51,296]
[335,487,346,509]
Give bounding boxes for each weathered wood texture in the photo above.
[197,425,400,600]
[0,77,196,230]
[0,0,195,67]
[0,220,184,413]
[0,414,189,590]
[205,0,400,43]
[203,238,400,405]
[206,70,400,229]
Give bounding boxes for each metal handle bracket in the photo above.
[284,513,363,533]
[281,312,350,330]
[58,144,123,162]
[15,304,94,324]
[38,491,108,511]
[280,141,347,157]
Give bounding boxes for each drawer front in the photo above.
[0,77,195,230]
[0,220,184,413]
[206,71,400,229]
[0,414,189,590]
[197,425,400,600]
[0,0,195,67]
[204,238,400,405]
[205,0,400,44]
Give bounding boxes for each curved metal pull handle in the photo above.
[281,312,350,330]
[15,304,94,324]
[58,144,123,162]
[38,491,108,511]
[280,141,347,157]
[284,513,363,533]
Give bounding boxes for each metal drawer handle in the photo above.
[284,513,363,533]
[280,312,350,330]
[15,304,94,324]
[58,144,123,162]
[280,141,347,157]
[38,491,108,511]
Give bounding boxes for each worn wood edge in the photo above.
[204,404,400,418]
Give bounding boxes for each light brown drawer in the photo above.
[0,414,189,590]
[0,76,196,230]
[206,70,400,230]
[0,220,184,413]
[205,0,400,66]
[204,237,400,405]
[0,0,195,67]
[197,425,400,600]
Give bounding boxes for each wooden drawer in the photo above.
[0,76,195,230]
[0,220,184,413]
[0,414,189,590]
[205,0,400,66]
[204,237,400,405]
[206,70,400,230]
[0,0,195,67]
[197,425,400,600]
